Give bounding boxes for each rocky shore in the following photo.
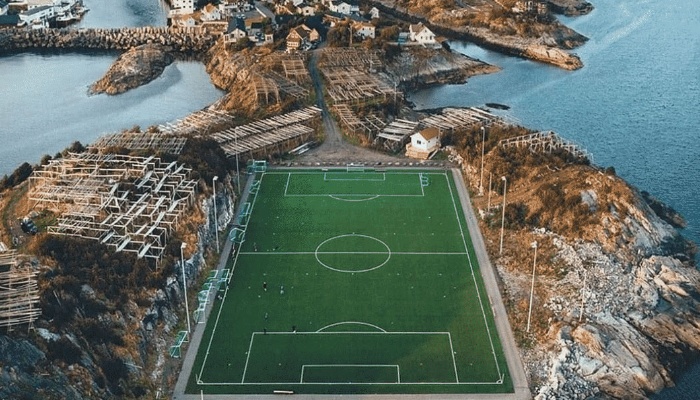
[448,123,699,399]
[0,27,215,55]
[385,46,501,91]
[90,44,174,95]
[371,0,586,70]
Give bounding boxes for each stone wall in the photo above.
[0,26,217,55]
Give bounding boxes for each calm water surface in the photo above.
[0,0,222,175]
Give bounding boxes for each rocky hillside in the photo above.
[90,44,174,95]
[0,141,237,399]
[447,120,699,398]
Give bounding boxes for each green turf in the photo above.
[186,169,513,394]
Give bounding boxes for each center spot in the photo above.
[315,234,391,273]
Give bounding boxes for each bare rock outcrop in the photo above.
[90,43,174,95]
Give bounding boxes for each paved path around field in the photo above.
[171,168,531,400]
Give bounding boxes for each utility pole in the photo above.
[487,172,493,211]
[212,175,219,253]
[181,242,191,334]
[499,176,507,255]
[526,241,537,333]
[479,126,486,195]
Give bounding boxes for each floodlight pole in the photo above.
[526,241,537,333]
[213,176,219,253]
[479,126,485,195]
[181,243,191,334]
[579,268,587,323]
[499,176,507,255]
[235,134,241,195]
[487,172,493,211]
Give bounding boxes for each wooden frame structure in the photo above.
[318,48,399,105]
[210,107,322,159]
[420,107,498,133]
[375,119,420,151]
[0,250,40,330]
[28,153,197,260]
[333,104,385,138]
[89,132,188,155]
[159,108,235,136]
[499,131,591,162]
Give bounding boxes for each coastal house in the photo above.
[19,5,55,28]
[0,1,8,16]
[170,0,195,14]
[200,3,221,21]
[170,13,196,27]
[329,0,358,15]
[286,24,318,51]
[297,3,315,16]
[405,127,440,159]
[223,17,247,43]
[369,6,379,19]
[0,14,19,28]
[409,22,436,44]
[352,21,375,40]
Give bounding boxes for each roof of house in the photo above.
[23,5,52,16]
[204,3,217,13]
[227,17,246,33]
[417,127,439,140]
[0,15,19,26]
[0,1,9,8]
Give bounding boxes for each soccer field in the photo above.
[186,169,513,395]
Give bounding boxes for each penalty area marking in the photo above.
[239,330,460,385]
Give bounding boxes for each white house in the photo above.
[170,14,196,27]
[405,127,440,159]
[19,5,54,27]
[200,3,221,21]
[171,0,195,14]
[369,6,379,19]
[352,21,375,40]
[0,1,9,16]
[329,0,358,15]
[409,22,436,44]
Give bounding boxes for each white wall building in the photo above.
[409,22,436,44]
[171,0,194,14]
[405,127,440,159]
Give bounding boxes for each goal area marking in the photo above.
[300,364,401,384]
[281,171,428,198]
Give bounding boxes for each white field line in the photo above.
[237,251,468,255]
[444,173,502,380]
[300,364,399,384]
[283,171,428,197]
[197,173,266,383]
[240,333,257,383]
[447,332,459,383]
[323,172,387,181]
[198,381,503,386]
[284,172,291,196]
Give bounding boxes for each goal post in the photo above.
[346,163,366,173]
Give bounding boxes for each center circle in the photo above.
[315,234,391,273]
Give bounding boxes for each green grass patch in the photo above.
[186,169,512,395]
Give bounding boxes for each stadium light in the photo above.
[181,242,191,333]
[479,126,486,195]
[213,176,219,253]
[499,176,507,255]
[487,172,492,211]
[526,241,537,333]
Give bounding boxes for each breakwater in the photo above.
[0,26,217,55]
